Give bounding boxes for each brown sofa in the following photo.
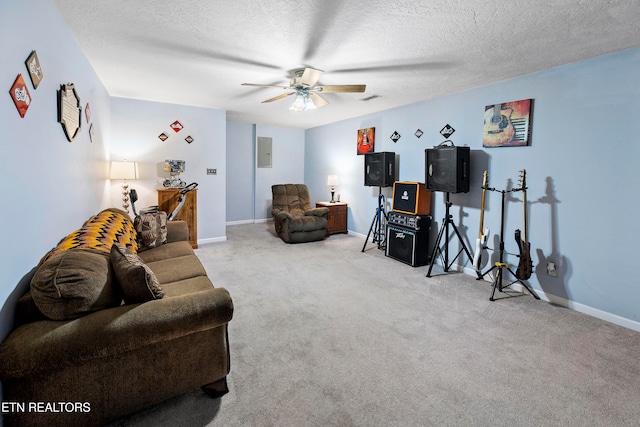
[0,209,233,427]
[272,184,329,243]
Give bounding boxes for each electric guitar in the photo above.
[473,170,489,272]
[483,104,515,146]
[515,169,533,280]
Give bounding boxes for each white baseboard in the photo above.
[458,264,640,332]
[197,236,227,245]
[226,219,256,226]
[226,218,272,226]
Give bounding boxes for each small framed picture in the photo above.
[25,50,44,89]
[357,127,375,155]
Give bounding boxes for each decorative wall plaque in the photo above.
[170,120,183,132]
[57,83,82,141]
[25,50,43,89]
[440,124,455,138]
[185,135,194,144]
[390,131,401,143]
[158,132,169,141]
[9,74,31,118]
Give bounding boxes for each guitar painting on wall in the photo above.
[483,99,533,147]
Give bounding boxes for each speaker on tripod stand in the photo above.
[362,152,396,252]
[424,143,474,277]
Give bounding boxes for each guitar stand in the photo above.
[426,192,474,277]
[362,187,388,252]
[477,188,540,301]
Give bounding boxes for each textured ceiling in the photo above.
[53,0,640,129]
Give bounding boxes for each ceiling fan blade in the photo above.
[299,68,324,87]
[309,92,329,108]
[315,84,366,93]
[262,92,295,103]
[242,83,290,89]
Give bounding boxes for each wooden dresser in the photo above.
[157,188,198,248]
[316,202,348,235]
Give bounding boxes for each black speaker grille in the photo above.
[364,152,395,187]
[385,225,430,267]
[425,146,470,193]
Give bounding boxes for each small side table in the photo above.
[316,202,348,235]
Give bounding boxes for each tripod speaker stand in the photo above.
[426,192,474,277]
[477,187,540,301]
[362,187,387,252]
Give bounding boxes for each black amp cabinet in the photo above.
[385,221,431,267]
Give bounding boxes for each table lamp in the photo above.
[327,175,339,203]
[110,160,138,213]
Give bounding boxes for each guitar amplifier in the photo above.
[387,211,432,231]
[385,225,430,267]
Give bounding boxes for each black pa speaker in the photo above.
[364,152,395,187]
[425,146,470,193]
[385,224,430,267]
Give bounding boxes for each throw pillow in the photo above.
[30,249,123,320]
[110,244,165,304]
[134,211,168,251]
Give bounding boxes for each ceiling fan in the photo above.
[242,67,366,111]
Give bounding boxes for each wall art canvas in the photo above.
[25,50,43,89]
[9,74,31,118]
[357,127,375,155]
[483,99,533,147]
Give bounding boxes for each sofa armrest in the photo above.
[166,220,189,243]
[0,288,233,380]
[304,207,329,218]
[272,209,293,221]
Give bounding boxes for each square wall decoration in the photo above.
[483,99,533,147]
[357,127,375,155]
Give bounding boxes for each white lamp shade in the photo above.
[110,161,138,180]
[327,175,339,186]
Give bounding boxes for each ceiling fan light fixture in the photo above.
[290,93,305,111]
[289,91,316,111]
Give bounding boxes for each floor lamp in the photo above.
[110,160,138,213]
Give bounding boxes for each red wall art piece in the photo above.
[357,127,375,155]
[9,74,31,118]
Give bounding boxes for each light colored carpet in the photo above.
[110,223,640,427]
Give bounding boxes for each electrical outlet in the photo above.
[547,261,557,277]
[207,168,217,175]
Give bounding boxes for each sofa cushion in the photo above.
[134,211,168,251]
[137,240,194,264]
[110,244,165,304]
[30,249,122,320]
[145,254,207,284]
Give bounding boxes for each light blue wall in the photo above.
[254,125,305,220]
[226,123,306,223]
[226,122,255,223]
[0,0,112,338]
[305,47,640,330]
[109,97,227,243]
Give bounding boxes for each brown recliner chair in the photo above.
[272,184,329,243]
